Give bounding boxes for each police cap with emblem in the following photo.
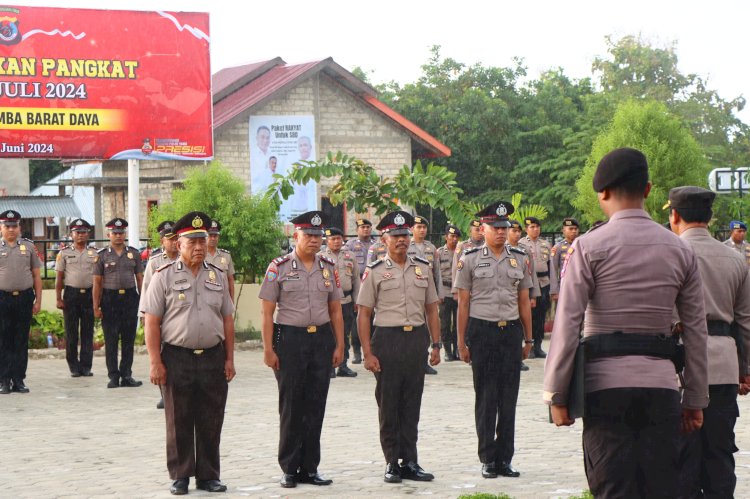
[173,211,211,239]
[69,218,92,232]
[476,201,514,228]
[592,147,649,193]
[207,220,221,235]
[730,220,747,230]
[105,217,128,233]
[562,217,579,228]
[413,215,429,227]
[156,220,175,239]
[524,216,541,227]
[508,219,522,230]
[290,210,326,235]
[666,186,715,221]
[445,223,462,237]
[0,210,21,226]
[355,219,372,227]
[376,210,414,236]
[325,227,343,237]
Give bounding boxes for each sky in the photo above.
[9,0,750,123]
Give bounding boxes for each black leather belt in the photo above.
[162,341,223,355]
[65,285,92,294]
[376,324,426,332]
[343,290,352,298]
[470,317,521,330]
[0,288,32,297]
[442,280,452,287]
[103,288,136,295]
[278,322,331,334]
[536,271,549,277]
[707,320,731,336]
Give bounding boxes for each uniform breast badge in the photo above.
[509,258,518,268]
[415,267,423,276]
[178,293,186,300]
[127,252,133,259]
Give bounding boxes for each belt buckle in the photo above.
[307,326,317,333]
[193,349,204,355]
[497,321,507,328]
[11,291,19,296]
[403,326,413,332]
[118,289,126,295]
[79,289,87,294]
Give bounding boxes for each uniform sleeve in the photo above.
[29,244,42,269]
[56,251,67,272]
[735,267,750,376]
[517,253,533,291]
[356,267,376,308]
[257,263,281,302]
[451,244,463,293]
[425,264,439,305]
[141,259,156,294]
[542,239,592,405]
[133,250,144,274]
[675,249,709,409]
[351,258,361,302]
[93,252,104,276]
[549,246,561,294]
[141,270,167,318]
[528,255,540,298]
[220,272,235,317]
[329,265,344,302]
[366,246,377,264]
[453,254,472,290]
[431,247,443,297]
[227,253,235,275]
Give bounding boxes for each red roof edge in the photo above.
[362,95,451,159]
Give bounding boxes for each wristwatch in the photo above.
[431,342,442,349]
[524,339,534,345]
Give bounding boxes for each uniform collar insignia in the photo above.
[385,258,393,267]
[482,246,489,256]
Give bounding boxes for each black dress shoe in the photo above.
[400,461,434,481]
[520,362,529,372]
[279,473,297,488]
[70,371,82,378]
[81,370,93,377]
[352,352,362,364]
[424,364,437,375]
[527,349,536,359]
[481,462,498,478]
[329,367,336,378]
[120,376,143,387]
[498,462,520,477]
[196,479,227,492]
[534,348,547,358]
[297,472,332,486]
[170,478,189,495]
[11,379,29,393]
[383,462,401,483]
[157,398,165,409]
[0,380,10,394]
[336,364,357,377]
[107,377,119,388]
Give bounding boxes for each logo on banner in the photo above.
[0,9,22,46]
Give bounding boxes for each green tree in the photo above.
[574,100,709,224]
[29,160,66,190]
[149,162,284,281]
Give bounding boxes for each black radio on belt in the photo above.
[582,332,684,373]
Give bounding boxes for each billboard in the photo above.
[249,115,317,221]
[0,5,212,160]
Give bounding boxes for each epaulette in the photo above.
[207,262,225,272]
[218,248,231,254]
[272,254,291,266]
[586,221,607,234]
[463,247,481,255]
[510,246,526,255]
[21,237,34,243]
[367,259,384,268]
[148,252,163,261]
[156,261,173,272]
[127,246,139,252]
[96,247,107,253]
[319,254,335,265]
[414,256,430,265]
[58,243,70,251]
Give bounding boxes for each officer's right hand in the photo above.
[739,376,750,395]
[681,408,703,433]
[458,345,471,363]
[150,362,167,385]
[364,353,381,373]
[56,298,65,310]
[94,308,103,319]
[551,293,559,301]
[264,350,280,370]
[550,405,575,426]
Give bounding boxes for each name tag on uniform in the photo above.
[476,262,490,268]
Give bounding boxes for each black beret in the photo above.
[69,218,92,232]
[524,217,541,227]
[355,219,372,227]
[445,224,462,237]
[325,227,343,237]
[475,201,514,228]
[207,220,221,234]
[413,215,429,226]
[562,218,579,228]
[376,210,414,236]
[666,186,715,212]
[0,210,21,225]
[105,217,128,232]
[290,211,326,235]
[157,220,175,238]
[470,219,481,228]
[593,147,649,192]
[173,211,211,238]
[508,219,522,230]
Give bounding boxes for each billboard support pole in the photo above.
[128,159,140,249]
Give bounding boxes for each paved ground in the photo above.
[3,342,750,499]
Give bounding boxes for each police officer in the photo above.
[438,224,461,360]
[455,203,533,479]
[344,218,374,363]
[93,217,144,389]
[259,210,345,489]
[549,217,579,300]
[544,148,708,498]
[508,219,539,372]
[143,211,236,495]
[206,220,235,302]
[357,210,441,484]
[366,232,388,264]
[724,220,750,266]
[55,218,96,378]
[518,216,552,359]
[138,221,178,409]
[320,226,359,377]
[451,219,484,290]
[0,210,42,394]
[666,186,750,498]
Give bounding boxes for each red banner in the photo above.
[0,6,212,160]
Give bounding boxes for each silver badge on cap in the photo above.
[211,221,217,228]
[394,214,405,226]
[115,220,123,227]
[164,223,172,230]
[8,211,16,219]
[311,214,322,226]
[76,220,83,226]
[496,204,507,216]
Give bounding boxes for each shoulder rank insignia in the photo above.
[367,259,384,268]
[510,246,526,255]
[463,247,481,255]
[413,256,430,265]
[272,254,291,266]
[319,254,335,266]
[96,247,107,253]
[586,220,607,234]
[219,248,231,254]
[207,262,224,272]
[156,262,173,272]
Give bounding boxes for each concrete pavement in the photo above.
[3,343,750,498]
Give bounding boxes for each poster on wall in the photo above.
[0,5,212,160]
[249,115,317,222]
